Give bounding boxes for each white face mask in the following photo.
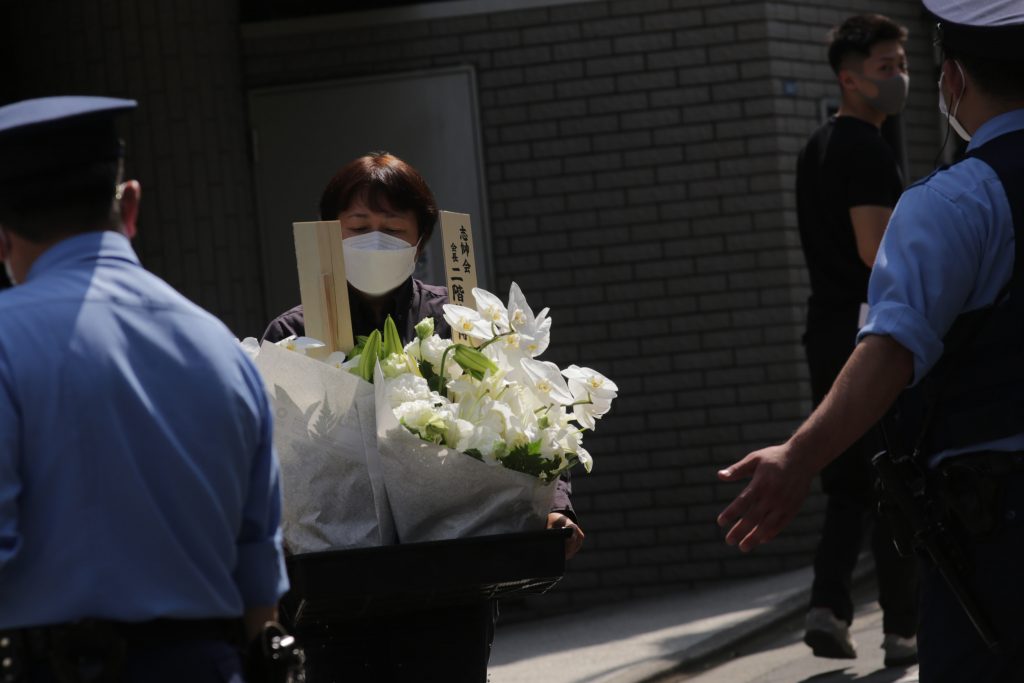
[342,231,418,296]
[938,64,971,143]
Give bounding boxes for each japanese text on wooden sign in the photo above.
[440,211,478,344]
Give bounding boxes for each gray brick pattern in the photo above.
[1,1,264,335]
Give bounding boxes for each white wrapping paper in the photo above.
[374,364,556,543]
[255,342,395,553]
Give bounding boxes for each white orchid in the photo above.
[563,364,618,399]
[520,358,574,406]
[276,335,327,354]
[472,287,510,333]
[368,284,614,480]
[570,393,614,431]
[574,446,593,473]
[561,365,617,430]
[442,304,493,341]
[507,282,551,357]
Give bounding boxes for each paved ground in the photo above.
[489,560,875,683]
[659,577,918,682]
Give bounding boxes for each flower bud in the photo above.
[415,316,435,340]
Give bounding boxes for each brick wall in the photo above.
[0,0,265,334]
[242,0,935,615]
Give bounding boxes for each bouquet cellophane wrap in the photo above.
[255,341,395,552]
[373,364,556,543]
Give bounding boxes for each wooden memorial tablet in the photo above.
[292,220,354,354]
[440,211,479,344]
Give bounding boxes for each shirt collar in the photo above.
[25,230,139,283]
[967,107,1024,151]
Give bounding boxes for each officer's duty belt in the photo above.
[936,450,1024,476]
[0,617,243,682]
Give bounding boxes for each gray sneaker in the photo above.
[882,633,918,667]
[803,607,857,659]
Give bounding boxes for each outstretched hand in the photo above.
[716,443,815,552]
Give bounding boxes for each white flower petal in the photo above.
[563,364,618,398]
[521,358,574,405]
[471,287,510,331]
[442,304,493,340]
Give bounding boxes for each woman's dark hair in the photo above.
[319,152,438,243]
[827,14,908,75]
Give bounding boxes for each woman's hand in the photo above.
[547,512,585,560]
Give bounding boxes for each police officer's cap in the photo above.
[0,96,136,188]
[924,0,1024,61]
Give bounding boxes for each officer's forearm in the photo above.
[789,334,912,469]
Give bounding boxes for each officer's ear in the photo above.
[118,180,141,240]
[941,59,968,99]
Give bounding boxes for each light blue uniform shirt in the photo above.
[858,108,1024,459]
[0,231,288,628]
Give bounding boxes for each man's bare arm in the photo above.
[850,205,892,267]
[716,334,913,552]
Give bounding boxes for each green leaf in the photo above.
[500,442,564,480]
[419,359,446,395]
[464,448,484,462]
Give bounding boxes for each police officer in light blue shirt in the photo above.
[0,97,289,681]
[717,1,1024,680]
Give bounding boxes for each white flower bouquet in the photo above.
[244,338,395,554]
[244,281,616,547]
[350,282,617,542]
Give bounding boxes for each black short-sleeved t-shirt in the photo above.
[796,116,903,321]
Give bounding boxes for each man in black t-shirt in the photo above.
[795,14,918,667]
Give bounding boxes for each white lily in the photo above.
[520,358,574,406]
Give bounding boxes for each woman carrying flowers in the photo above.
[261,152,583,682]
